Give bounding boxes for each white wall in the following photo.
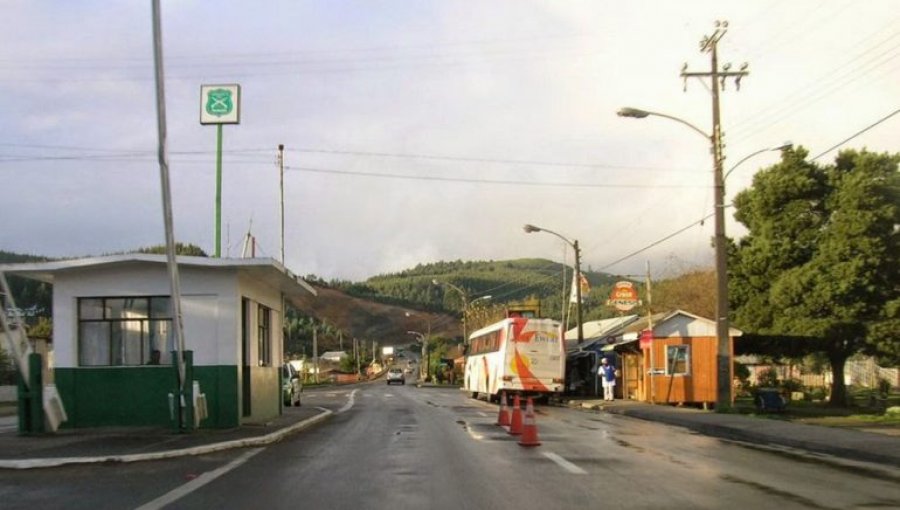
[52,263,240,367]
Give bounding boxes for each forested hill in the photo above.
[333,258,623,321]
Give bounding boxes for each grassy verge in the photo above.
[732,393,900,435]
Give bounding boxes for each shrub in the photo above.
[878,378,892,398]
[780,378,803,394]
[757,367,779,388]
[0,348,18,385]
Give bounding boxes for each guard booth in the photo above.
[0,255,317,430]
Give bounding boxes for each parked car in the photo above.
[386,367,405,385]
[282,363,302,406]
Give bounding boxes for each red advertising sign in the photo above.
[606,281,641,312]
[640,329,653,349]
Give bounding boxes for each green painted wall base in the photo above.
[55,365,240,429]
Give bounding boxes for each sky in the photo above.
[1,1,897,282]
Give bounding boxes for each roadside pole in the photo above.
[151,0,189,430]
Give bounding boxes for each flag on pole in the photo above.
[569,272,590,303]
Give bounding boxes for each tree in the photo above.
[730,148,899,406]
[136,243,208,257]
[651,269,716,319]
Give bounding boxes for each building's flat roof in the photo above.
[0,254,317,300]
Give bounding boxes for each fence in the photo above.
[742,356,898,390]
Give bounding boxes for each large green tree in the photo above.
[730,148,899,406]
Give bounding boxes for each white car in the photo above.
[386,367,405,385]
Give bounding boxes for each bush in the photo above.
[878,378,892,397]
[808,387,828,401]
[780,378,803,394]
[757,367,779,388]
[0,349,18,385]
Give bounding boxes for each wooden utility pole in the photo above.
[681,20,748,410]
[277,144,285,264]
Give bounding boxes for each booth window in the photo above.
[258,304,271,366]
[78,297,172,366]
[665,345,691,375]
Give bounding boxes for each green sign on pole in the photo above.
[200,84,241,257]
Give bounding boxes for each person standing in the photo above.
[598,357,616,401]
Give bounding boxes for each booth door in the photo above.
[241,298,252,417]
[623,353,642,400]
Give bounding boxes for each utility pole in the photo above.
[313,327,319,384]
[573,239,584,348]
[277,144,285,264]
[646,261,655,405]
[681,20,748,410]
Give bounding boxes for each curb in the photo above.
[0,408,333,470]
[602,406,900,471]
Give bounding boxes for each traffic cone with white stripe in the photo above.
[518,397,541,447]
[496,391,510,427]
[507,394,523,436]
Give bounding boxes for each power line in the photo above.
[286,148,695,174]
[811,107,900,161]
[284,165,703,189]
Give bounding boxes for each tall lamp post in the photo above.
[406,330,426,380]
[432,278,491,343]
[406,312,432,380]
[523,224,583,347]
[618,106,790,409]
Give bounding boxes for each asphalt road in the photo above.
[1,378,899,509]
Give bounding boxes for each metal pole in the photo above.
[278,144,285,264]
[214,124,223,257]
[151,0,188,429]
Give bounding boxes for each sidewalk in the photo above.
[0,405,330,470]
[561,398,900,469]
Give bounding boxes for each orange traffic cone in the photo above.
[496,392,510,427]
[508,394,523,436]
[518,397,541,447]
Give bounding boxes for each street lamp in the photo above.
[432,278,491,343]
[618,105,731,408]
[618,106,790,410]
[406,312,432,380]
[523,223,583,347]
[724,142,792,181]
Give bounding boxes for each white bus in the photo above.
[463,317,565,400]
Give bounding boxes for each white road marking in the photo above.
[542,452,587,475]
[462,420,484,440]
[477,412,487,417]
[133,447,264,510]
[337,389,358,414]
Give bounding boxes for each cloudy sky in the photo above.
[1,1,897,281]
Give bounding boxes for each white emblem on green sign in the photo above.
[206,89,234,117]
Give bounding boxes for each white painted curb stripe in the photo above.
[0,407,332,470]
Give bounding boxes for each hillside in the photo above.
[336,258,624,321]
[4,249,691,353]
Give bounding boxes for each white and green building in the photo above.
[0,254,316,429]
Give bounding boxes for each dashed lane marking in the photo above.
[134,447,264,510]
[337,389,358,414]
[542,452,587,475]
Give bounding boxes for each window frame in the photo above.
[77,296,172,367]
[665,344,691,376]
[257,304,272,366]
